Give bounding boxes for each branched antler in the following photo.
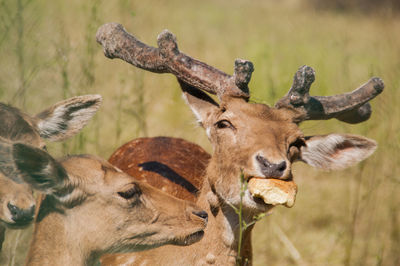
[96,23,253,100]
[97,23,383,124]
[275,65,384,123]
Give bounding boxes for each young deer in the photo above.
[0,140,208,265]
[0,95,102,250]
[97,23,383,265]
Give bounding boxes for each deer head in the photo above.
[96,23,382,215]
[0,95,102,227]
[0,141,207,265]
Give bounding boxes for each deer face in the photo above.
[59,156,207,251]
[184,92,376,213]
[205,99,303,180]
[0,175,35,227]
[0,143,207,255]
[0,95,101,227]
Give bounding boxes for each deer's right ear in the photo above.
[180,80,219,127]
[35,94,102,142]
[300,134,377,170]
[10,143,68,193]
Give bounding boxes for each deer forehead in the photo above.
[0,173,32,195]
[61,155,129,189]
[217,102,302,143]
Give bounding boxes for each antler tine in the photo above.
[233,59,254,95]
[96,23,252,100]
[275,65,384,123]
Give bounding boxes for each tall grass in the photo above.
[0,0,399,265]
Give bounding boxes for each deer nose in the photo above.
[7,202,35,224]
[256,155,287,178]
[192,210,208,223]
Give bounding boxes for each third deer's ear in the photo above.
[11,143,68,193]
[180,80,219,127]
[299,134,377,170]
[35,95,102,142]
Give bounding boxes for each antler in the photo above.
[275,65,384,123]
[96,23,253,100]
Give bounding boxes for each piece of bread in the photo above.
[248,178,297,208]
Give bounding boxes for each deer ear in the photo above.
[300,134,377,170]
[0,138,20,183]
[179,80,219,127]
[9,143,68,193]
[35,94,102,142]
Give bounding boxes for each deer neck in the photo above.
[26,199,99,266]
[196,176,254,265]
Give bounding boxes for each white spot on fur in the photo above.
[206,127,211,138]
[113,166,123,173]
[221,212,235,247]
[206,253,216,264]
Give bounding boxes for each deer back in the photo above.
[109,137,210,202]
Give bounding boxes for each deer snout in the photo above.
[7,202,35,225]
[255,155,288,179]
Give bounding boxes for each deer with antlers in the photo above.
[97,23,383,265]
[0,139,208,266]
[0,95,102,252]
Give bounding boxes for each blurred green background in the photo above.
[0,0,399,265]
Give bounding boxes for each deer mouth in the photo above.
[247,177,298,208]
[173,230,205,246]
[3,217,34,228]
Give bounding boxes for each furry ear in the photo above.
[179,80,219,127]
[300,134,377,170]
[0,138,20,183]
[6,143,68,193]
[35,94,102,142]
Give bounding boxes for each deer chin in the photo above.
[172,230,205,246]
[247,177,298,208]
[121,228,205,252]
[3,218,34,229]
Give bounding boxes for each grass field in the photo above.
[0,0,399,265]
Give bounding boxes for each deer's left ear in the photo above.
[300,134,377,170]
[35,94,102,142]
[179,80,219,128]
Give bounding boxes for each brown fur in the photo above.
[0,95,101,250]
[95,25,379,265]
[101,95,377,265]
[21,154,207,266]
[108,137,210,202]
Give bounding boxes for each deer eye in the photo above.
[118,185,141,199]
[215,120,234,129]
